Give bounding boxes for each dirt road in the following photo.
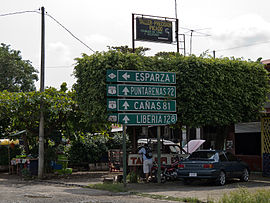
[1,172,270,202]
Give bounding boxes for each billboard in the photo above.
[136,17,173,43]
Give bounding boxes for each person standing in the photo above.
[138,143,153,182]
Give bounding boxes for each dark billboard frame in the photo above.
[132,14,179,53]
[136,17,173,43]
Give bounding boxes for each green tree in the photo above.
[0,88,82,158]
[73,50,269,130]
[0,43,38,92]
[108,45,150,55]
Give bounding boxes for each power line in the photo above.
[34,65,74,69]
[180,27,211,36]
[0,9,40,17]
[181,28,211,55]
[216,40,270,52]
[0,9,95,53]
[45,12,95,53]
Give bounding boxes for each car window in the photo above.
[219,152,227,162]
[188,151,216,160]
[225,152,238,161]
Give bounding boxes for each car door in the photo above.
[224,152,243,177]
[218,151,234,178]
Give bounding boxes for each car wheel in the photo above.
[240,168,249,182]
[216,171,226,186]
[160,173,166,183]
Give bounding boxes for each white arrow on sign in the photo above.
[122,72,130,80]
[122,87,129,95]
[108,73,116,80]
[122,101,129,110]
[122,115,130,124]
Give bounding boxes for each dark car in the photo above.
[176,150,249,186]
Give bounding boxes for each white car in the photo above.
[138,138,205,154]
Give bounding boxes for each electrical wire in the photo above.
[216,40,270,52]
[35,65,74,69]
[0,10,40,17]
[0,9,95,53]
[45,12,95,53]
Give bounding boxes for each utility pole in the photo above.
[132,13,135,53]
[175,0,179,53]
[190,30,194,55]
[38,6,45,179]
[176,19,179,53]
[175,0,178,19]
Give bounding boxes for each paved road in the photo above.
[0,172,176,203]
[1,172,270,202]
[0,179,174,203]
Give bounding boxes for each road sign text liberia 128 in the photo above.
[108,113,177,126]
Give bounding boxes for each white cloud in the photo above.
[47,42,73,66]
[85,34,114,52]
[212,14,270,48]
[35,42,76,90]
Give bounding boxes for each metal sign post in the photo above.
[122,125,127,186]
[157,126,161,183]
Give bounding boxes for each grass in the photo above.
[136,193,205,203]
[86,183,203,202]
[85,183,270,203]
[218,188,270,203]
[86,183,128,193]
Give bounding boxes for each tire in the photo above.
[160,173,166,183]
[216,171,226,186]
[152,171,166,183]
[151,171,157,183]
[240,168,249,182]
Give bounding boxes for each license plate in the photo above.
[189,173,197,177]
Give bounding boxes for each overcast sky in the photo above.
[1,0,270,89]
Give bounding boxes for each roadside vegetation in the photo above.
[1,45,269,176]
[218,188,270,203]
[86,183,128,193]
[85,184,270,203]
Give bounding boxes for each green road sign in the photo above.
[106,84,176,98]
[106,69,176,84]
[107,98,176,112]
[108,113,177,126]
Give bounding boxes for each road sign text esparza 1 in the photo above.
[106,69,176,84]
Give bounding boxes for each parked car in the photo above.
[137,138,205,155]
[128,139,205,167]
[176,150,250,186]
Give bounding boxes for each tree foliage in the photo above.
[0,87,82,157]
[74,50,269,129]
[67,132,129,165]
[108,45,150,55]
[0,43,38,92]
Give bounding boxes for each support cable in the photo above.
[0,9,95,53]
[45,12,95,53]
[0,10,40,17]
